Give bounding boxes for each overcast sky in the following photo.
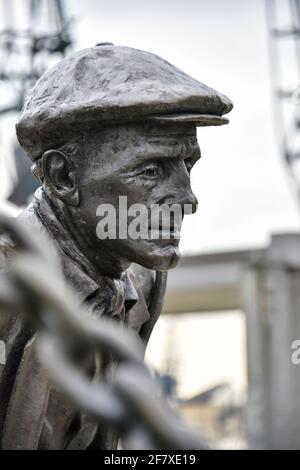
[1,0,299,255]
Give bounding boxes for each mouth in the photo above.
[148,221,181,240]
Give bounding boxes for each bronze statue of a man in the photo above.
[0,44,232,449]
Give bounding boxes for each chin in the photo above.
[130,242,181,271]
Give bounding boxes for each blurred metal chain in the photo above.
[0,214,207,450]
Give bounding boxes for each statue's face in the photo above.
[73,123,200,272]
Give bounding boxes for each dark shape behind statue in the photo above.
[7,144,40,206]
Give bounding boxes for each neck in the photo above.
[92,249,131,278]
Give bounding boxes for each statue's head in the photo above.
[16,45,232,275]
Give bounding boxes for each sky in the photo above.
[0,0,298,398]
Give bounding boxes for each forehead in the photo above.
[85,123,200,162]
[88,124,198,152]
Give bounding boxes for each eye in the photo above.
[140,165,160,178]
[184,158,193,174]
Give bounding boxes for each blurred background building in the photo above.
[1,0,300,449]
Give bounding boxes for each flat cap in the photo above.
[16,44,233,161]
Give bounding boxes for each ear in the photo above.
[41,150,79,206]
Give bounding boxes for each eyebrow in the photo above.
[134,138,201,161]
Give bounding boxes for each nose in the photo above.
[180,185,198,215]
[171,160,198,215]
[182,187,198,215]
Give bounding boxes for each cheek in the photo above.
[79,176,117,204]
[78,169,157,223]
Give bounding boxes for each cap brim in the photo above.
[147,113,229,126]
